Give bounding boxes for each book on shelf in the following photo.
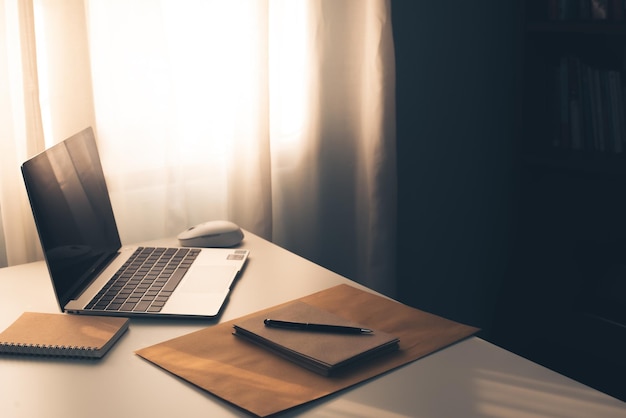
[553,55,626,154]
[591,0,609,20]
[233,301,400,376]
[0,312,129,359]
[545,0,624,21]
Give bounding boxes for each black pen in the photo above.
[263,319,373,334]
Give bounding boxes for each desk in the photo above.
[1,232,625,417]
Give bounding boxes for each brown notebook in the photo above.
[233,301,400,376]
[0,312,129,359]
[136,284,479,417]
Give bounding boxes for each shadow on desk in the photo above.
[489,284,626,403]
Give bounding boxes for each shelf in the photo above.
[521,150,626,175]
[510,1,626,402]
[527,21,626,35]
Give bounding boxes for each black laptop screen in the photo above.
[21,128,122,308]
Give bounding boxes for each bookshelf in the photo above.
[492,0,626,401]
[523,1,626,157]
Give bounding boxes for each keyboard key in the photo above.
[134,300,152,312]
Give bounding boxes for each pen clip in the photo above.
[264,319,303,329]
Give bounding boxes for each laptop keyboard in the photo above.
[85,247,200,313]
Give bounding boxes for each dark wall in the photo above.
[392,1,522,335]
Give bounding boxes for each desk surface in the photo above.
[1,232,625,417]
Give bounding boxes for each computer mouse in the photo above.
[177,220,244,248]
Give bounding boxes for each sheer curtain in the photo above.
[0,0,44,268]
[0,0,396,297]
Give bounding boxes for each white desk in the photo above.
[1,232,625,417]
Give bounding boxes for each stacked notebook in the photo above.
[233,301,399,376]
[0,312,129,359]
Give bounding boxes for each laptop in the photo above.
[21,127,249,318]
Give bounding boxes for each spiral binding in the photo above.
[0,342,97,358]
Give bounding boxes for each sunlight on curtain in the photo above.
[0,0,44,267]
[85,0,396,294]
[33,0,95,146]
[85,0,275,244]
[267,1,397,295]
[2,0,396,296]
[269,0,309,154]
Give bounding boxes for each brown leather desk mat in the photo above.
[136,284,479,417]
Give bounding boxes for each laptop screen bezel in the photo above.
[20,128,122,309]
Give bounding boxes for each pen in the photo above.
[263,319,373,334]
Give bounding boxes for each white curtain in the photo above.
[0,0,44,268]
[0,0,396,297]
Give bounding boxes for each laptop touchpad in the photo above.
[179,265,238,293]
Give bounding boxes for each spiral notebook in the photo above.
[0,312,129,359]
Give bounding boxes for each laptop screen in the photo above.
[21,128,122,308]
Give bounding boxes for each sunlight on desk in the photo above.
[1,233,625,418]
[476,369,625,418]
[311,399,414,418]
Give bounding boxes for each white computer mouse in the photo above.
[177,220,244,248]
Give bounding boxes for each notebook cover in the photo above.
[233,301,399,376]
[136,284,479,417]
[0,312,129,359]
